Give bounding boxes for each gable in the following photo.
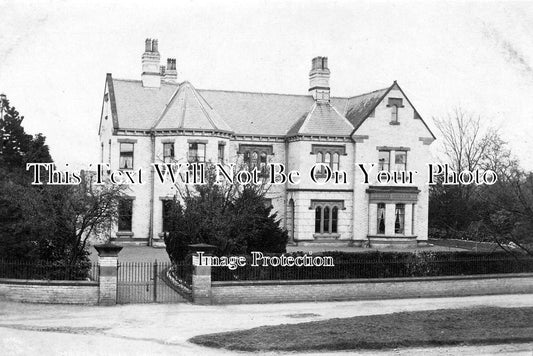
[354,82,436,140]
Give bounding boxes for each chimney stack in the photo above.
[141,38,161,88]
[163,58,177,83]
[309,56,330,102]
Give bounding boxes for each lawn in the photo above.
[189,307,533,352]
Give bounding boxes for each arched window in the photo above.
[311,200,344,236]
[332,153,339,171]
[251,151,258,169]
[331,206,338,233]
[324,206,330,233]
[315,206,322,233]
[324,153,331,171]
[377,203,386,234]
[260,152,267,174]
[316,152,324,174]
[243,151,251,169]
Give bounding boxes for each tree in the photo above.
[0,94,125,266]
[430,109,499,233]
[164,164,288,262]
[431,108,533,254]
[0,95,52,173]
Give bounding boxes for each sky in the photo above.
[0,0,532,170]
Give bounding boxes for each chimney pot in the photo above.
[141,38,161,87]
[309,56,330,102]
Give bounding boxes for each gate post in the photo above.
[189,243,216,305]
[94,243,123,306]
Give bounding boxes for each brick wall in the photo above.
[211,274,533,304]
[0,279,98,304]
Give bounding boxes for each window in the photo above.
[119,143,134,170]
[118,199,133,232]
[162,200,173,232]
[315,206,322,233]
[218,143,225,164]
[378,150,390,171]
[316,152,324,174]
[188,142,206,163]
[377,203,386,234]
[163,143,174,163]
[100,142,104,163]
[387,98,403,124]
[395,203,405,234]
[259,152,267,173]
[332,153,339,171]
[311,145,345,174]
[331,206,338,233]
[391,104,398,123]
[312,200,344,235]
[239,144,273,175]
[394,151,407,171]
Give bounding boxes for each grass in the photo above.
[189,307,533,352]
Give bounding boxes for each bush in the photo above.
[211,250,533,281]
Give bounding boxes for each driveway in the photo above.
[1,294,533,355]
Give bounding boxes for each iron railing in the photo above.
[0,259,99,281]
[212,254,533,282]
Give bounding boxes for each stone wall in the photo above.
[211,273,533,304]
[0,279,98,304]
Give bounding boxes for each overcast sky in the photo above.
[1,0,532,170]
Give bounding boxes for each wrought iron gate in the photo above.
[117,261,187,304]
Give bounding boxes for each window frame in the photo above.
[188,142,206,163]
[377,203,386,235]
[238,144,273,176]
[163,142,175,164]
[394,151,407,172]
[311,200,344,237]
[118,198,133,232]
[217,143,225,164]
[119,142,134,170]
[311,145,346,176]
[378,150,390,171]
[395,203,405,235]
[161,199,173,233]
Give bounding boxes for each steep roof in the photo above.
[287,102,353,137]
[342,88,389,129]
[198,90,315,136]
[111,79,177,130]
[152,82,232,132]
[106,76,434,139]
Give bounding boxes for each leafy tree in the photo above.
[0,96,52,173]
[0,94,125,268]
[165,165,288,262]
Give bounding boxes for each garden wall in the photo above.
[211,273,533,304]
[0,278,99,304]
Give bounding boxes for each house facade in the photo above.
[98,39,435,248]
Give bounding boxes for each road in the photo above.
[1,294,533,355]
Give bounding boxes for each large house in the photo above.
[98,39,435,248]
